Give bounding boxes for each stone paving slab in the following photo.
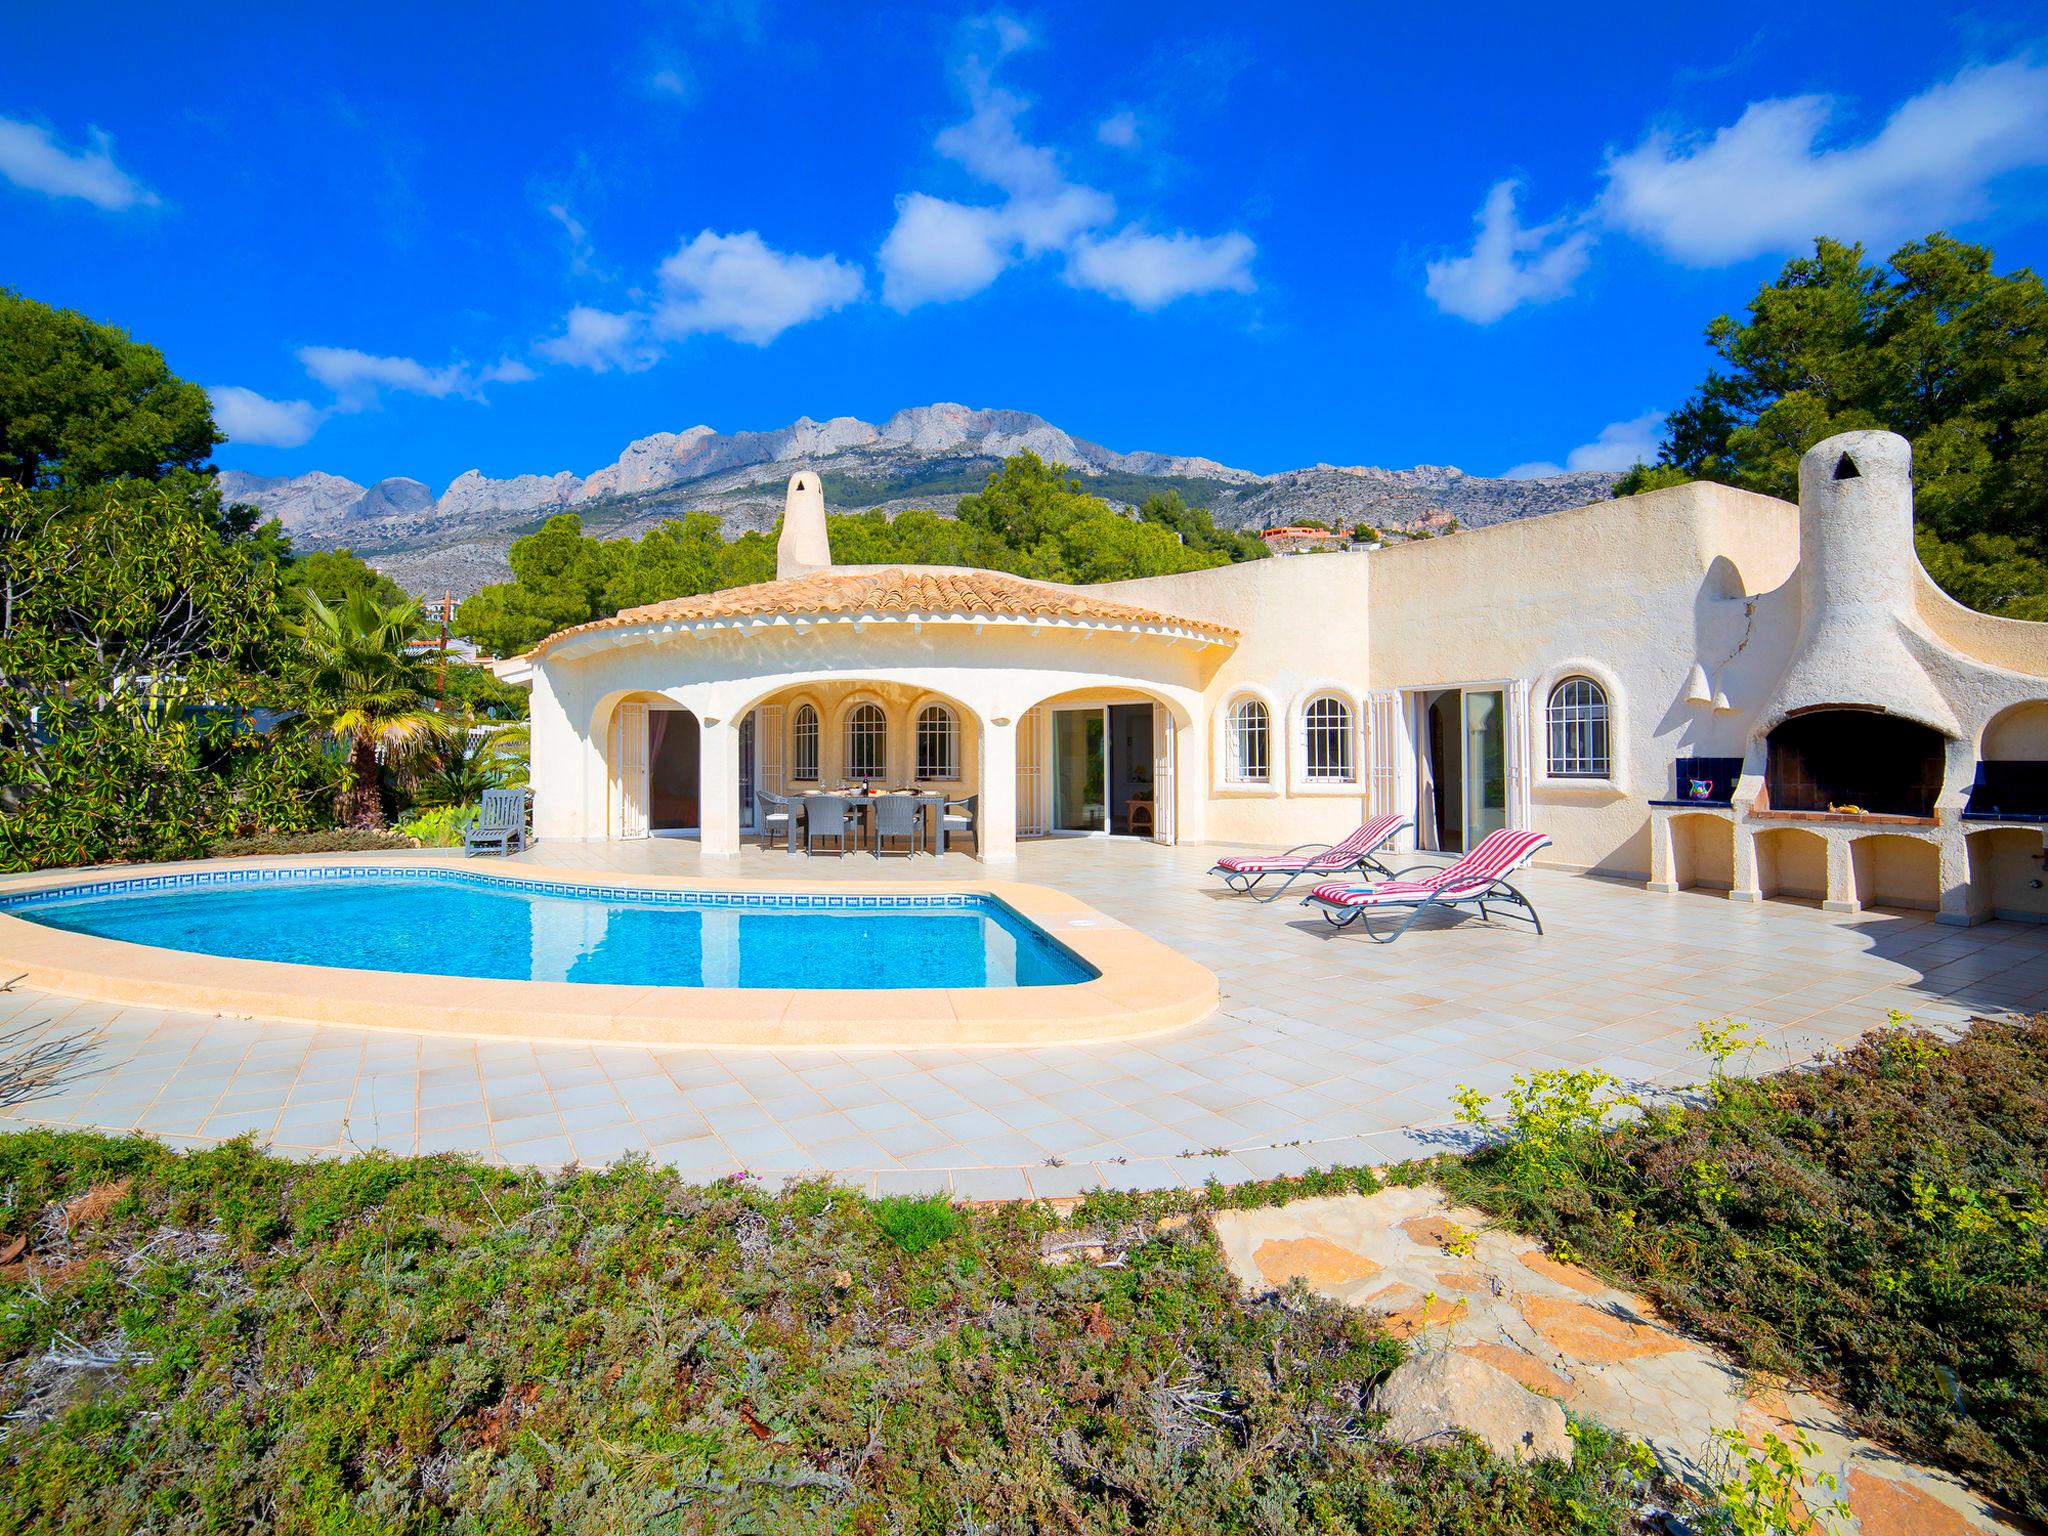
[2,837,2044,1192]
[1210,1185,2015,1535]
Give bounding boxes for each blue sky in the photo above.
[3,1,2046,491]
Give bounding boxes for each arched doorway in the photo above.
[1025,686,1187,842]
[607,697,701,839]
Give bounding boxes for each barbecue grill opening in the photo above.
[1764,709,1944,817]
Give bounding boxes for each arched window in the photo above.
[1226,698,1270,783]
[790,704,820,782]
[845,702,887,781]
[1303,696,1354,781]
[1546,676,1610,778]
[915,704,958,781]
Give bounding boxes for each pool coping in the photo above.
[0,855,1218,1049]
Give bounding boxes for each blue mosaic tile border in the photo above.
[0,863,996,917]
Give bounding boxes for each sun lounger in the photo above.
[1300,828,1551,942]
[464,788,529,856]
[1207,814,1410,902]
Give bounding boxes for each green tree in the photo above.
[1629,234,2048,614]
[1135,489,1269,562]
[0,288,222,497]
[456,512,624,655]
[0,482,326,869]
[953,452,1235,582]
[297,591,443,828]
[287,545,409,612]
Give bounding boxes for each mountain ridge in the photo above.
[219,403,1617,596]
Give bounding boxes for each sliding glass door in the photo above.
[1462,689,1507,843]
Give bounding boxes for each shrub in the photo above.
[208,828,416,857]
[0,1134,1662,1532]
[1439,1012,2048,1520]
[397,803,477,847]
[871,1192,963,1253]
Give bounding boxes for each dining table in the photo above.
[788,789,955,854]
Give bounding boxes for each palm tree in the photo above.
[297,590,442,828]
[415,723,529,808]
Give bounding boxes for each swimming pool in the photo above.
[3,869,1097,990]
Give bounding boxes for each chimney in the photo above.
[1752,429,1959,736]
[775,471,830,579]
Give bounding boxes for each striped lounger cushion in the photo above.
[1309,828,1550,908]
[1213,815,1403,874]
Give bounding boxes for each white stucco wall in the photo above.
[518,435,2048,906]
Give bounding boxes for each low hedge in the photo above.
[207,828,417,857]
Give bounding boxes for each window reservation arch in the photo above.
[845,702,888,781]
[790,703,820,782]
[915,704,958,781]
[1302,695,1355,782]
[1546,676,1610,778]
[1227,698,1271,783]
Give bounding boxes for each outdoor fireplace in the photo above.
[1763,709,1945,818]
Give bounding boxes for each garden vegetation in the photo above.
[1440,1013,2048,1523]
[0,1136,1656,1535]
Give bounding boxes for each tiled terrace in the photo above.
[5,837,2047,1198]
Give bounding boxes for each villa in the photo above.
[500,430,2048,925]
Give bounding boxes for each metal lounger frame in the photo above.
[1301,860,1545,944]
[1207,838,1400,903]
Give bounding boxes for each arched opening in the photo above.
[1967,826,2048,922]
[1669,812,1735,892]
[725,679,984,846]
[1849,834,1939,911]
[1023,685,1190,842]
[603,693,701,839]
[1764,709,1944,818]
[1754,826,1827,903]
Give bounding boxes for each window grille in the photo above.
[915,705,958,780]
[1303,696,1355,781]
[1546,677,1610,778]
[790,703,820,782]
[845,702,887,780]
[1227,698,1270,782]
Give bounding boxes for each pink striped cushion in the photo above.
[1214,815,1405,875]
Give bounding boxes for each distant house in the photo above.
[1258,526,1348,554]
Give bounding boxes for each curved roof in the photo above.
[526,566,1238,658]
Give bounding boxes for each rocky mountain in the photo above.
[219,403,1618,597]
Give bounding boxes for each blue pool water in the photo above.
[5,871,1097,990]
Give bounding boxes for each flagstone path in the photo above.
[1209,1184,2018,1535]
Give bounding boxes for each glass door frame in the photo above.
[1405,679,1520,854]
[1046,701,1158,838]
[1460,687,1508,847]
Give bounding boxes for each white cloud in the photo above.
[483,356,538,384]
[0,116,157,210]
[546,202,602,277]
[1424,180,1593,324]
[1502,410,1665,479]
[651,229,865,345]
[1599,59,2048,265]
[648,61,693,99]
[1433,57,2048,323]
[295,346,477,410]
[877,17,1251,312]
[1067,227,1255,309]
[1097,109,1139,150]
[536,305,661,373]
[880,193,1016,308]
[208,386,323,448]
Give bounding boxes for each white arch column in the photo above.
[978,715,1019,866]
[698,713,741,860]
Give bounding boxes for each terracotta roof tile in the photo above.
[527,567,1236,656]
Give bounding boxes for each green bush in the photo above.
[871,1192,963,1253]
[1437,1012,2048,1521]
[396,803,477,847]
[0,1133,1661,1533]
[208,828,416,857]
